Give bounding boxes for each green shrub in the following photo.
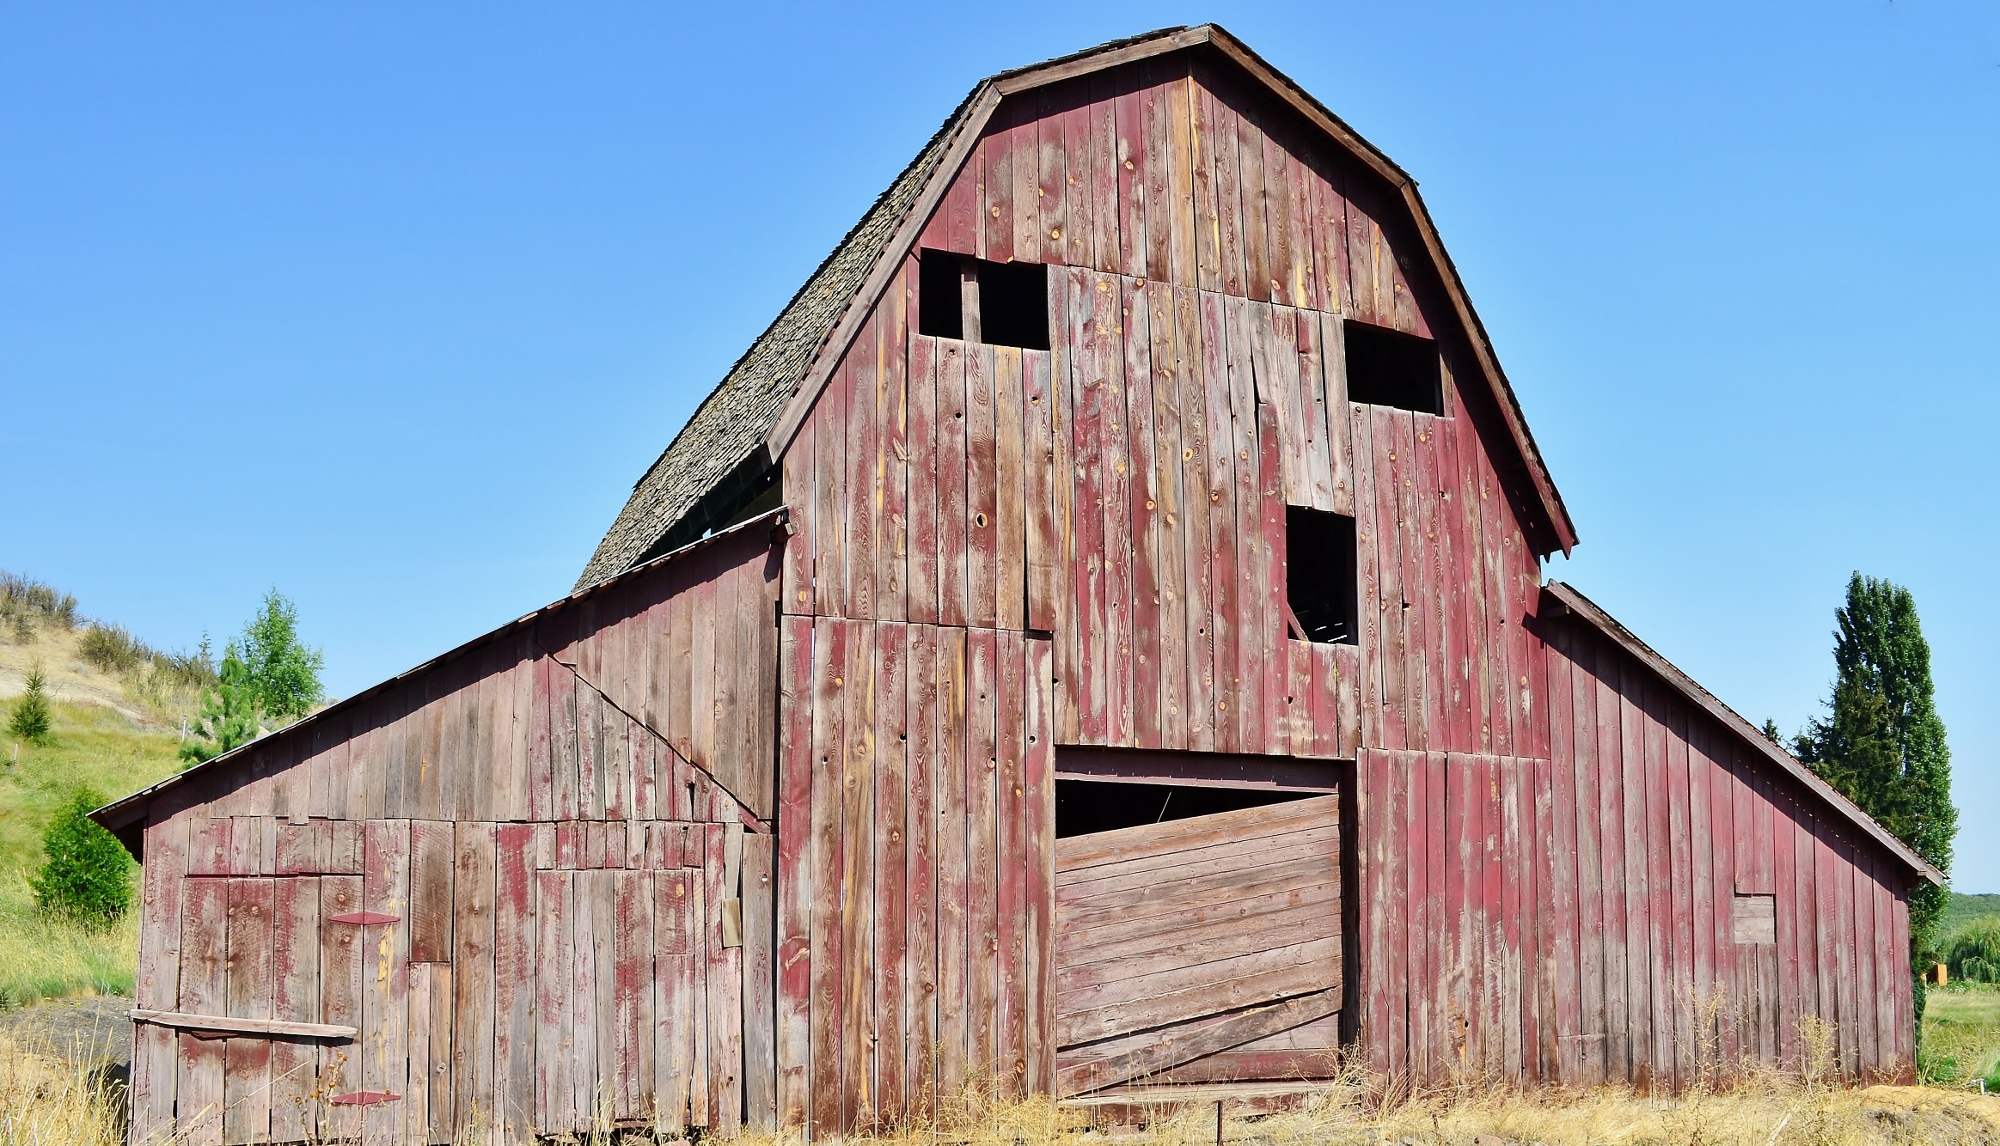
[28,788,131,931]
[1946,920,2000,983]
[0,571,78,632]
[9,666,53,744]
[77,622,144,674]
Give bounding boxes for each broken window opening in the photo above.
[917,249,1049,351]
[1344,321,1442,415]
[1286,506,1358,645]
[1056,778,1313,839]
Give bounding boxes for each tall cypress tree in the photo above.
[1794,574,1956,1036]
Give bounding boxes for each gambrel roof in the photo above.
[577,24,1579,590]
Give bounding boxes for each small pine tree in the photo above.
[238,589,324,721]
[1760,718,1783,745]
[30,787,132,929]
[179,649,263,766]
[8,665,53,744]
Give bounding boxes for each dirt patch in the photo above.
[0,994,131,1068]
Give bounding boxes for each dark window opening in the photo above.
[1056,779,1313,839]
[978,259,1049,350]
[1344,321,1441,414]
[917,250,964,341]
[1286,507,1357,644]
[916,249,1049,351]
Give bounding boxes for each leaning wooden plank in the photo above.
[1055,791,1340,870]
[453,822,498,1139]
[1057,987,1341,1096]
[132,1009,356,1040]
[774,615,815,1129]
[1055,901,1339,996]
[1056,936,1342,1048]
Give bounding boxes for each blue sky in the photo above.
[3,3,1994,887]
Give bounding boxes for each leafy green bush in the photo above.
[0,571,78,633]
[9,666,53,744]
[1946,920,2000,984]
[28,788,131,930]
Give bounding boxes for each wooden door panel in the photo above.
[1053,792,1342,1095]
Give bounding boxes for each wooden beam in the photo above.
[129,1009,357,1041]
[1056,987,1340,1095]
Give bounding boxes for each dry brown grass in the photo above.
[0,1031,128,1146]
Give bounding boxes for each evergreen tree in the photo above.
[179,648,263,766]
[30,787,132,929]
[8,665,53,744]
[238,589,324,720]
[1794,573,1956,1036]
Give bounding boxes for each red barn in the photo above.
[98,25,1940,1144]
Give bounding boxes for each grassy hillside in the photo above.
[0,700,182,1006]
[1945,892,2000,934]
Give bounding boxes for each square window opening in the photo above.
[1287,506,1357,645]
[978,259,1049,350]
[916,249,1049,350]
[1344,321,1441,414]
[917,250,964,341]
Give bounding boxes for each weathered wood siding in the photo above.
[772,618,1055,1135]
[777,54,1546,769]
[1352,612,1917,1091]
[129,529,782,1144]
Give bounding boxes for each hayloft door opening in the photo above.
[1049,767,1344,1097]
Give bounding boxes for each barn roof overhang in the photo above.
[89,508,791,860]
[576,23,1578,592]
[1545,580,1946,888]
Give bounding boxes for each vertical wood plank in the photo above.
[318,874,364,1142]
[134,816,189,1144]
[775,615,814,1129]
[361,819,411,1145]
[995,344,1028,630]
[744,831,778,1130]
[269,875,321,1144]
[907,332,941,627]
[935,627,970,1099]
[937,341,970,629]
[965,628,1000,1085]
[873,622,909,1126]
[903,625,940,1123]
[839,623,877,1131]
[807,617,848,1137]
[1123,277,1162,749]
[223,877,274,1146]
[493,822,535,1142]
[452,821,497,1139]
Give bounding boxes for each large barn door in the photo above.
[1052,794,1343,1095]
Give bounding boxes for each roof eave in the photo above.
[90,508,792,859]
